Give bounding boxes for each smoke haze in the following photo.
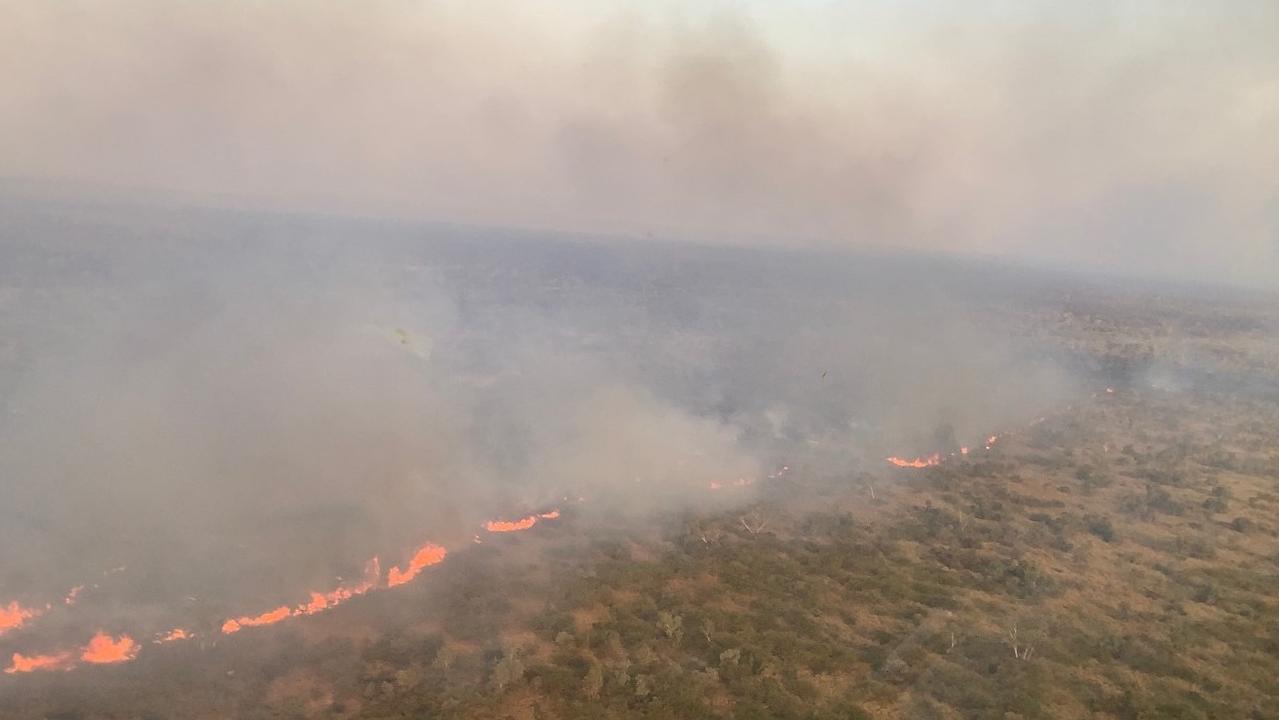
[0,202,1078,618]
[1,0,1275,285]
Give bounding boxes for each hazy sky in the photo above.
[2,1,1276,286]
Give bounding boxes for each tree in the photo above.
[491,653,525,691]
[582,660,604,700]
[657,611,684,644]
[740,510,768,536]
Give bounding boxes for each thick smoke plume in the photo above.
[0,204,1076,620]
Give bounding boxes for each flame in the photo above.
[154,628,191,644]
[886,453,941,468]
[482,509,563,533]
[221,557,384,633]
[0,601,43,635]
[295,557,380,615]
[64,585,84,606]
[5,652,73,674]
[960,446,970,455]
[81,632,139,664]
[221,605,290,634]
[387,543,448,587]
[483,515,538,532]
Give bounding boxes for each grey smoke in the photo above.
[0,0,1275,286]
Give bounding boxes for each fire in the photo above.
[481,509,563,533]
[295,557,380,615]
[154,628,190,644]
[65,585,84,605]
[81,632,139,664]
[221,556,385,633]
[221,605,290,634]
[886,453,942,468]
[0,601,43,635]
[386,543,448,587]
[483,515,538,533]
[5,652,73,674]
[7,631,140,672]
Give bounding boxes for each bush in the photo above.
[1084,514,1117,543]
[1229,517,1254,533]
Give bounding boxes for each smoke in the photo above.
[0,203,1081,611]
[0,222,773,612]
[0,0,1275,286]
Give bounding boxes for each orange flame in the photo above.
[483,515,538,532]
[81,632,139,664]
[64,585,84,606]
[154,628,190,644]
[482,509,562,533]
[221,605,290,634]
[0,601,43,635]
[295,557,381,615]
[886,453,941,468]
[387,543,447,587]
[221,557,384,633]
[5,652,73,674]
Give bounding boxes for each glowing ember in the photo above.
[0,601,43,635]
[886,453,942,468]
[81,632,139,664]
[539,510,560,520]
[154,628,190,644]
[64,585,84,605]
[5,652,73,674]
[960,446,970,455]
[387,543,448,587]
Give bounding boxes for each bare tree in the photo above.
[740,510,768,536]
[1005,623,1034,660]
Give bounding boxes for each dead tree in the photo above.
[739,510,768,536]
[1005,623,1034,660]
